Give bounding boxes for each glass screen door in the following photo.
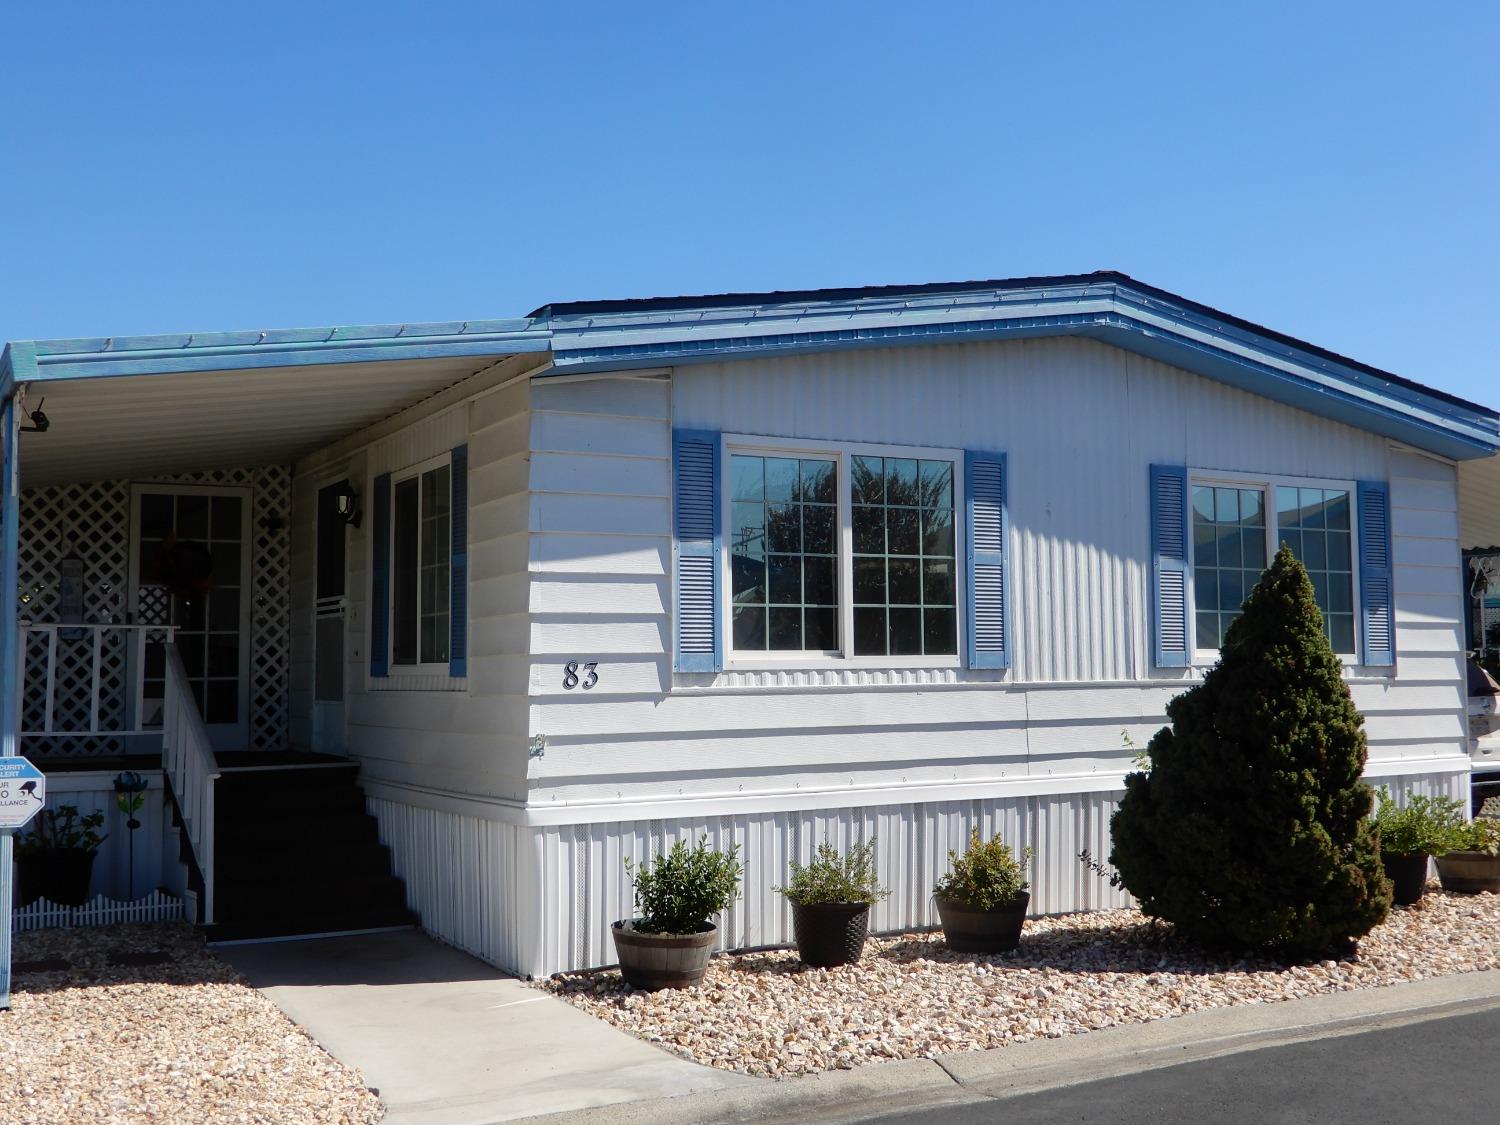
[313,480,348,754]
[130,484,253,750]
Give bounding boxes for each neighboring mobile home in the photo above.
[2,272,1496,976]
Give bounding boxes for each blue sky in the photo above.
[2,2,1496,405]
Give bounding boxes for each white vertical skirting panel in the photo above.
[526,790,1133,979]
[367,796,526,973]
[368,770,1468,980]
[41,772,170,901]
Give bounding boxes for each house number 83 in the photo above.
[563,661,598,690]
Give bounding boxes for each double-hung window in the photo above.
[391,455,452,668]
[723,438,965,666]
[1190,474,1357,658]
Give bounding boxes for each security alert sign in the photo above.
[0,758,45,829]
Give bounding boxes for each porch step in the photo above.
[208,761,419,941]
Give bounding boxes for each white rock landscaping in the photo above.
[0,923,382,1125]
[546,889,1500,1079]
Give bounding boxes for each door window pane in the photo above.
[728,454,839,652]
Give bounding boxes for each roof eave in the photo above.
[12,318,551,382]
[541,281,1500,461]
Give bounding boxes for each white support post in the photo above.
[43,629,56,733]
[0,830,11,1009]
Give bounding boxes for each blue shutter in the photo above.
[673,430,721,672]
[1358,480,1394,667]
[449,444,469,678]
[370,472,392,678]
[965,451,1011,669]
[1150,464,1190,668]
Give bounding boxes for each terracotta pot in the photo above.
[935,891,1030,953]
[1434,850,1500,894]
[611,920,717,990]
[16,849,97,907]
[1380,851,1430,906]
[791,901,871,967]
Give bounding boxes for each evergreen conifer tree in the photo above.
[1110,545,1391,956]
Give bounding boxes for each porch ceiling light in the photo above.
[333,479,361,528]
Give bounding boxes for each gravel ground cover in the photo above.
[547,888,1500,1078]
[0,922,382,1125]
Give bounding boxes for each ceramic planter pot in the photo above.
[1434,850,1500,894]
[611,920,718,990]
[935,891,1030,953]
[16,849,97,907]
[791,901,871,967]
[1380,851,1430,906]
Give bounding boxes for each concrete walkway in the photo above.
[217,929,752,1125]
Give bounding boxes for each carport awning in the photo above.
[2,319,550,486]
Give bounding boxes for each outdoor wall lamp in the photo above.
[333,479,361,528]
[20,398,50,433]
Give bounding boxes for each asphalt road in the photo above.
[871,1005,1500,1125]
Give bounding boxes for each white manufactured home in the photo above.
[2,273,1497,976]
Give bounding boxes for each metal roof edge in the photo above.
[544,290,1499,460]
[10,318,552,381]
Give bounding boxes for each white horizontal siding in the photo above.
[522,338,1461,810]
[291,380,533,800]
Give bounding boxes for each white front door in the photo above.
[129,484,253,751]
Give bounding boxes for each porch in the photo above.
[1,322,546,931]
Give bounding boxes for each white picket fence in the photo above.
[11,890,186,932]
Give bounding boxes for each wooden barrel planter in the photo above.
[611,921,718,990]
[791,902,871,968]
[1380,851,1431,906]
[935,891,1030,953]
[1434,851,1500,894]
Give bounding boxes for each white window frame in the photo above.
[1188,468,1361,666]
[720,433,967,671]
[388,450,454,675]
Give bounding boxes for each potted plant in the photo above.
[778,839,889,968]
[933,829,1033,952]
[15,805,107,907]
[612,837,742,990]
[1435,814,1500,894]
[1371,787,1467,906]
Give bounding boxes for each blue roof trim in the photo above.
[542,280,1499,460]
[6,319,547,382]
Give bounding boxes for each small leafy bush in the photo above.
[624,837,742,935]
[1372,787,1468,857]
[1457,817,1500,858]
[16,806,107,856]
[778,839,889,906]
[934,829,1032,910]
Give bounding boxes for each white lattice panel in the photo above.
[17,466,292,755]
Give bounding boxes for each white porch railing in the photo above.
[18,622,176,737]
[162,643,220,925]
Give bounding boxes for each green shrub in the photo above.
[624,837,742,935]
[778,839,890,906]
[1372,787,1467,857]
[1457,817,1500,857]
[16,806,107,856]
[934,829,1031,910]
[1109,546,1391,958]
